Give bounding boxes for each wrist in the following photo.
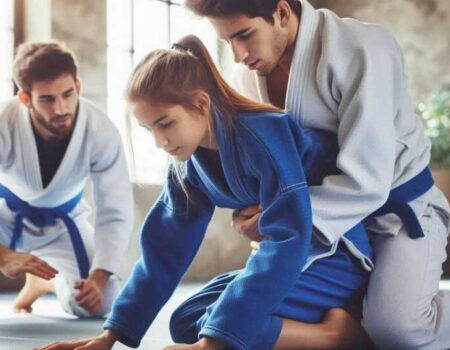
[88,269,111,290]
[100,329,119,347]
[199,336,225,350]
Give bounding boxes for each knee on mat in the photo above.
[363,308,431,349]
[169,305,201,344]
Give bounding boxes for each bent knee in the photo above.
[169,306,200,344]
[363,308,436,349]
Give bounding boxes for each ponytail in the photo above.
[126,35,282,195]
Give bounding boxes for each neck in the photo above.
[201,110,219,150]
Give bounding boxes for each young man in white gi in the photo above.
[0,41,133,318]
[185,0,450,348]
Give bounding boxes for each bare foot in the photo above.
[13,285,41,314]
[13,305,33,314]
[322,308,376,350]
[12,273,55,314]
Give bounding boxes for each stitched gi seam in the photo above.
[263,184,308,216]
[280,182,308,195]
[202,325,248,350]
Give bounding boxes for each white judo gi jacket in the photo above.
[232,0,435,243]
[0,96,133,279]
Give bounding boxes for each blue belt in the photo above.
[0,184,90,278]
[370,167,434,239]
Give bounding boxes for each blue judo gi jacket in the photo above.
[104,111,372,349]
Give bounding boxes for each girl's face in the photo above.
[131,100,214,161]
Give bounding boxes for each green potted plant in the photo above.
[417,86,450,201]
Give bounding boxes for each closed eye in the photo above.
[237,31,253,41]
[159,121,174,129]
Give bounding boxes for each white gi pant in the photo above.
[362,186,450,349]
[0,201,121,318]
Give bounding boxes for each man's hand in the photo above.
[74,269,111,314]
[0,246,58,279]
[231,205,262,241]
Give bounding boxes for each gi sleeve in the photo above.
[198,117,313,350]
[0,100,15,168]
[89,122,133,278]
[310,27,404,242]
[104,166,215,348]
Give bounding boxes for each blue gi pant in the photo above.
[170,243,369,349]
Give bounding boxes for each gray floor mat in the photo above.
[0,283,202,349]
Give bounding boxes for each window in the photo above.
[0,0,15,100]
[107,0,218,184]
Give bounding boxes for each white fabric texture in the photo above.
[0,97,133,279]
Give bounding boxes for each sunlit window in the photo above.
[107,0,218,184]
[0,0,15,100]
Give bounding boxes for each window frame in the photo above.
[107,0,219,184]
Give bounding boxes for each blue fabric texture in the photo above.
[104,111,428,349]
[369,167,434,238]
[0,184,89,278]
[170,243,368,349]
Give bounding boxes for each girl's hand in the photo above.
[33,330,118,350]
[163,337,225,350]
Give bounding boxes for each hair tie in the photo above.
[171,43,195,56]
[171,43,185,51]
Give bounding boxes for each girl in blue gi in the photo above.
[36,36,374,350]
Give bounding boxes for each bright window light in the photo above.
[0,0,14,100]
[107,0,218,184]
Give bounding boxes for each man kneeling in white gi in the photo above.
[0,41,133,318]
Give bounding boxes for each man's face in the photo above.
[209,14,289,76]
[21,73,80,140]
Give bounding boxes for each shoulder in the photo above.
[80,97,122,142]
[81,97,117,130]
[0,98,21,125]
[318,9,401,61]
[237,111,299,143]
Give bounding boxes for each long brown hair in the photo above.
[127,34,281,126]
[126,34,282,192]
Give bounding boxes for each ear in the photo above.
[75,76,81,94]
[192,90,211,117]
[18,90,32,108]
[277,1,292,27]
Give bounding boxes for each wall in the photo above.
[51,0,107,110]
[311,0,450,103]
